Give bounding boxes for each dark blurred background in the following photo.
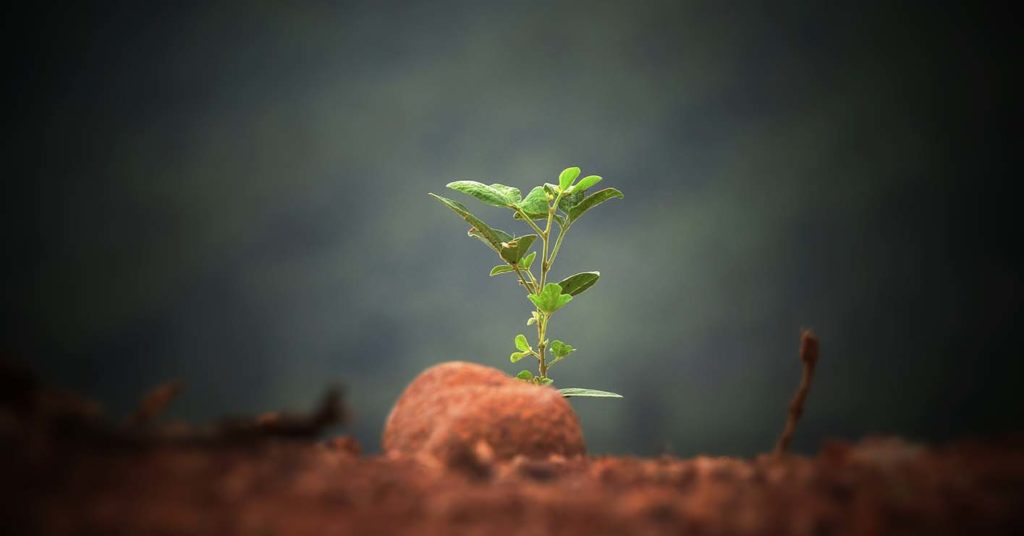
[2,1,1018,456]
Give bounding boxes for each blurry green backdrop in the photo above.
[3,1,1018,455]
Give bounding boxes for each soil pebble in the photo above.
[382,361,585,461]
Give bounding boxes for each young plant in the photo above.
[429,166,623,399]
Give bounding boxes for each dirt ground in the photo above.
[5,434,1024,535]
[2,359,1023,535]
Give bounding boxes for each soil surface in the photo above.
[3,359,1023,535]
[6,431,1024,534]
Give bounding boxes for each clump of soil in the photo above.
[2,358,1023,535]
[383,361,585,461]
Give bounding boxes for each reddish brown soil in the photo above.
[4,431,1023,535]
[2,359,1023,535]
[383,362,585,461]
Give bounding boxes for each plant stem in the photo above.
[548,222,570,266]
[537,312,548,378]
[515,209,546,237]
[513,267,535,293]
[524,267,538,287]
[539,192,563,288]
[534,191,565,379]
[539,230,550,289]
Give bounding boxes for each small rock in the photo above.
[382,362,585,461]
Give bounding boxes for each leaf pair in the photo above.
[490,250,536,277]
[559,166,603,194]
[510,333,533,363]
[516,370,554,385]
[548,340,575,367]
[430,193,539,267]
[439,171,623,231]
[528,283,573,313]
[520,185,622,225]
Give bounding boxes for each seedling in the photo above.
[430,166,623,399]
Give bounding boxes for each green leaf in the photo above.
[516,186,548,219]
[557,271,600,296]
[528,283,573,313]
[567,188,623,223]
[571,175,602,192]
[520,251,536,270]
[489,265,515,276]
[499,234,537,264]
[510,351,530,363]
[516,370,534,380]
[538,377,554,385]
[550,340,575,358]
[515,235,537,261]
[558,388,623,398]
[526,311,539,326]
[558,167,580,190]
[446,181,513,207]
[469,228,514,262]
[488,183,521,204]
[430,194,507,252]
[514,333,530,352]
[557,188,586,213]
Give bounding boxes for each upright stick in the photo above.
[774,329,820,457]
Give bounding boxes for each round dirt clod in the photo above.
[382,361,586,460]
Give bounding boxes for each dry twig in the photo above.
[217,387,346,439]
[774,329,820,457]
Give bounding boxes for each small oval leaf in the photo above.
[550,340,575,358]
[572,175,602,192]
[430,193,506,252]
[490,265,515,276]
[520,251,537,270]
[514,334,530,352]
[558,387,623,398]
[516,370,534,380]
[558,167,581,190]
[500,234,537,264]
[558,272,600,296]
[446,181,513,207]
[567,188,623,223]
